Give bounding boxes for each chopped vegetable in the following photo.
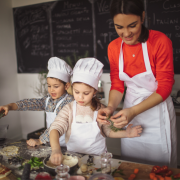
[164,170,173,177]
[150,173,156,179]
[152,166,162,174]
[128,174,136,180]
[156,175,165,180]
[96,168,102,172]
[151,165,172,177]
[153,177,158,180]
[165,177,172,180]
[172,173,180,179]
[134,168,139,174]
[114,178,124,180]
[112,169,124,176]
[20,157,43,170]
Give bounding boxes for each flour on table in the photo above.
[27,147,52,157]
[0,146,19,156]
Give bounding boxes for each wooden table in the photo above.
[113,161,180,180]
[1,139,180,180]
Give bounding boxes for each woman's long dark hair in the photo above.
[110,0,149,42]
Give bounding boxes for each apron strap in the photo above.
[45,97,50,108]
[93,111,98,122]
[54,93,68,112]
[142,42,153,73]
[119,41,124,73]
[73,101,77,123]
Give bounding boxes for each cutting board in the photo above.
[113,162,180,180]
[0,172,17,180]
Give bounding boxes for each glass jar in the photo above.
[100,152,113,174]
[55,164,70,180]
[89,173,114,180]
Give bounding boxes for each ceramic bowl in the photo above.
[43,155,79,176]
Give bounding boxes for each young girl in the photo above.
[0,57,74,147]
[49,58,142,165]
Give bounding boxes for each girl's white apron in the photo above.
[46,94,68,147]
[119,41,177,167]
[67,101,107,155]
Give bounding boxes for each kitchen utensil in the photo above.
[43,155,79,176]
[0,125,9,146]
[87,155,94,166]
[55,164,70,180]
[21,163,31,180]
[100,152,112,174]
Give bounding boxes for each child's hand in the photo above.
[50,149,63,165]
[126,124,142,138]
[0,105,9,116]
[26,138,43,146]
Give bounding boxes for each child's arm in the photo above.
[109,124,142,138]
[26,128,50,146]
[0,103,18,116]
[26,138,43,146]
[49,129,63,165]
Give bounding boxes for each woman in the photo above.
[97,0,177,167]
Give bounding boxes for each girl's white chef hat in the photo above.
[72,58,104,90]
[47,57,72,82]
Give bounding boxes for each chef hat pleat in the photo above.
[72,58,104,90]
[47,57,72,82]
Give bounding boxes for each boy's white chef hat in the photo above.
[47,57,72,82]
[72,58,104,90]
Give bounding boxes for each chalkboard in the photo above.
[13,0,118,73]
[94,0,118,72]
[13,0,96,73]
[147,0,180,74]
[13,2,54,73]
[51,0,94,68]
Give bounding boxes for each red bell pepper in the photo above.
[164,170,173,177]
[151,166,162,174]
[173,173,180,179]
[161,166,168,173]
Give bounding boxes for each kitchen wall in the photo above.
[0,0,179,157]
[0,0,21,140]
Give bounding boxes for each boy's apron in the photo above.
[119,41,177,167]
[46,94,68,147]
[67,101,107,155]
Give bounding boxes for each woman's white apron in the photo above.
[67,101,107,155]
[119,41,177,167]
[46,94,68,147]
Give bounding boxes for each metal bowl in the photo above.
[43,155,79,176]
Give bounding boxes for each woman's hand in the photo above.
[26,138,43,147]
[126,124,143,138]
[97,106,114,125]
[50,149,63,165]
[111,107,136,128]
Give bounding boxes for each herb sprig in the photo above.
[106,116,123,132]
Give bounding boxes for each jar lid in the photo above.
[101,152,112,160]
[55,164,70,177]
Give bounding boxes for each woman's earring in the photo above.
[93,94,96,98]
